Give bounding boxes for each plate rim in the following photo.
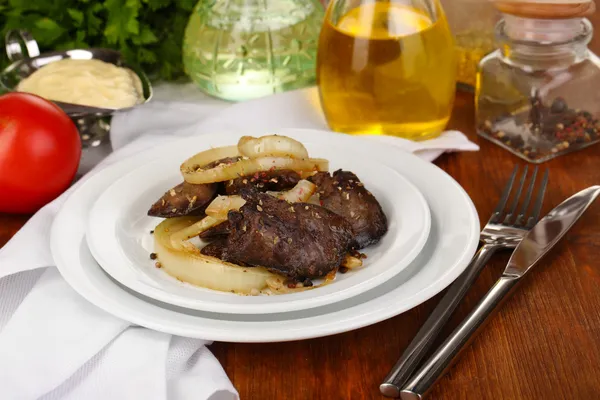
[51,128,480,342]
[85,131,432,314]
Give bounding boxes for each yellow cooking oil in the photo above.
[317,1,456,140]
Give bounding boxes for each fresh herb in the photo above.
[0,0,198,81]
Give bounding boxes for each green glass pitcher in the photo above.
[183,0,324,102]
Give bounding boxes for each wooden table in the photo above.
[3,16,600,400]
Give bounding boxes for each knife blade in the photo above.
[505,185,600,278]
[399,185,600,400]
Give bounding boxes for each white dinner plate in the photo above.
[86,130,431,314]
[51,128,479,343]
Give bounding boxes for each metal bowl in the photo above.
[0,30,153,148]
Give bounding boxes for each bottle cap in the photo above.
[492,0,596,19]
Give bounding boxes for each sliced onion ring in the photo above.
[182,156,329,184]
[238,135,309,159]
[265,276,313,294]
[155,217,274,294]
[169,215,223,249]
[342,254,363,269]
[264,269,337,294]
[205,195,246,220]
[180,145,240,175]
[267,179,316,203]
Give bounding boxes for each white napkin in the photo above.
[111,87,479,162]
[0,86,478,400]
[0,135,238,400]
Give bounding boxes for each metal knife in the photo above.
[399,185,600,400]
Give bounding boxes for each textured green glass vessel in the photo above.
[183,0,324,101]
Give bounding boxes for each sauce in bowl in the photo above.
[17,58,143,109]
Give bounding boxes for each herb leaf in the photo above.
[0,0,197,81]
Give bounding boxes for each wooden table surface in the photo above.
[3,14,600,400]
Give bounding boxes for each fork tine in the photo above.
[514,166,539,226]
[503,165,528,224]
[489,166,518,224]
[525,168,549,229]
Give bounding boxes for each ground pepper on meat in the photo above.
[309,170,387,249]
[225,170,300,195]
[221,191,353,279]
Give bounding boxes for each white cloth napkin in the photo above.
[0,86,478,400]
[111,86,479,162]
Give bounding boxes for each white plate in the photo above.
[86,131,431,314]
[51,129,479,343]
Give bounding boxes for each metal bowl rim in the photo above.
[0,47,153,117]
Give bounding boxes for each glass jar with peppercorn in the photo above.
[476,0,600,163]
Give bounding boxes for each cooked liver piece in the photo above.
[147,156,242,218]
[223,192,353,279]
[200,238,228,259]
[225,170,301,195]
[147,181,217,218]
[309,170,387,249]
[198,221,230,240]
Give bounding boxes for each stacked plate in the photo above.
[50,129,480,342]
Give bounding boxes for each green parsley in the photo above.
[0,0,198,81]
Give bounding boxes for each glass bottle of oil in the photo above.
[317,0,456,140]
[183,0,324,102]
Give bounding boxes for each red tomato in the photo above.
[0,93,81,214]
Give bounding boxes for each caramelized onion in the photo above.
[342,254,363,269]
[181,156,328,184]
[180,145,240,176]
[265,276,313,294]
[155,217,274,294]
[238,135,309,159]
[168,216,222,249]
[267,179,316,203]
[205,195,246,220]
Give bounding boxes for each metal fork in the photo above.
[380,165,549,398]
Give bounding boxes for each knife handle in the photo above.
[399,275,520,400]
[380,243,500,398]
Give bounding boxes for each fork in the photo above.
[380,165,549,398]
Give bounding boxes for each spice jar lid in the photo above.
[492,0,596,19]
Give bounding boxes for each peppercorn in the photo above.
[512,136,525,148]
[550,97,568,114]
[482,96,599,161]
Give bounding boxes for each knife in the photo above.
[399,185,600,400]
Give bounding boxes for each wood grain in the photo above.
[2,10,600,400]
[0,214,30,246]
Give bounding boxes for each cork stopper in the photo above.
[492,0,596,19]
